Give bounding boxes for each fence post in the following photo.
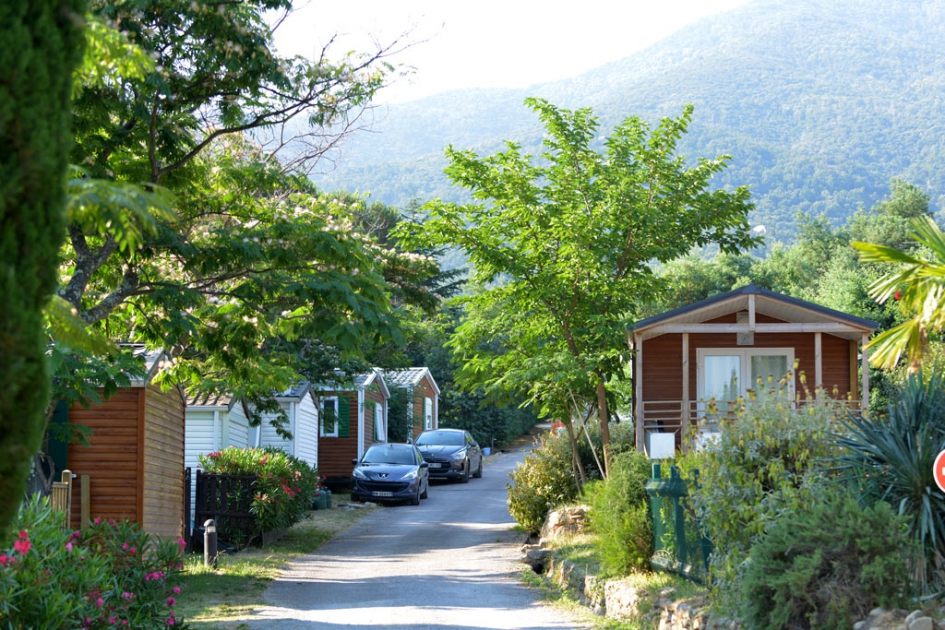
[204,519,218,569]
[671,466,688,567]
[183,467,192,552]
[81,474,90,530]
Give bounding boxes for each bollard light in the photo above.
[204,519,218,570]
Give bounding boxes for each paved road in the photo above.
[239,446,587,630]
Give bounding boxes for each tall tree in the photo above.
[0,0,86,530]
[405,99,758,474]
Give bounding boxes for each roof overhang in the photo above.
[631,285,879,343]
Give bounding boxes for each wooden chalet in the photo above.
[630,285,879,456]
[66,348,186,538]
[382,367,440,443]
[315,369,390,487]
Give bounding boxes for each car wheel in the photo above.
[411,486,421,506]
[460,459,470,484]
[473,456,483,478]
[420,481,428,500]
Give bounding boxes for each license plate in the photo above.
[371,491,393,498]
[429,463,443,469]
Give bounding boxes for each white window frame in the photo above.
[320,396,339,438]
[696,347,795,402]
[424,397,433,430]
[374,402,385,442]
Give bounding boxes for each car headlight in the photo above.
[450,450,467,462]
[352,467,367,479]
[402,469,418,480]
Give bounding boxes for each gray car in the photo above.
[415,428,483,483]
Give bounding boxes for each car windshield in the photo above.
[361,446,416,465]
[415,431,464,446]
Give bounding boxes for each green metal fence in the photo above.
[644,463,712,584]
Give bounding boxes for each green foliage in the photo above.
[0,496,188,628]
[0,0,86,533]
[199,447,318,543]
[688,382,847,611]
[584,450,653,577]
[506,432,581,534]
[405,98,758,472]
[740,490,910,630]
[833,370,945,592]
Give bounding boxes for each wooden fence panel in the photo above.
[193,470,257,549]
[51,469,74,528]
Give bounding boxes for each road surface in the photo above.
[239,445,588,629]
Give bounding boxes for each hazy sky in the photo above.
[273,0,751,103]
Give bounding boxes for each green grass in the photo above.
[175,493,376,628]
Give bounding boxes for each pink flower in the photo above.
[66,542,73,552]
[129,546,137,555]
[13,538,31,556]
[0,553,13,567]
[94,517,102,525]
[167,616,175,626]
[18,530,28,539]
[172,586,181,594]
[122,543,129,550]
[167,597,176,606]
[96,597,104,608]
[121,592,134,600]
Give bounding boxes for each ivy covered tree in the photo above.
[0,0,86,530]
[405,99,759,474]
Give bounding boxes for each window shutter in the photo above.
[338,396,351,438]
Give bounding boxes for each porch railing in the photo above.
[640,398,861,453]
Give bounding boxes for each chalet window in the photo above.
[424,397,433,430]
[320,397,339,438]
[697,347,794,404]
[374,402,385,442]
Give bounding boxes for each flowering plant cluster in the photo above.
[199,447,319,538]
[0,497,188,628]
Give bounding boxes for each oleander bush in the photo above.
[507,431,578,535]
[0,496,188,629]
[199,446,319,541]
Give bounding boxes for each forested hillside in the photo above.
[312,0,945,245]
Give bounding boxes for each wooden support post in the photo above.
[81,474,90,530]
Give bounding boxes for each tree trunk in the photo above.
[563,417,586,488]
[0,0,85,531]
[595,378,612,477]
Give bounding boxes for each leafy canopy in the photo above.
[403,98,758,471]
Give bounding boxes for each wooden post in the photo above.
[81,474,90,530]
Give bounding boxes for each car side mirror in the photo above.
[351,458,359,465]
[420,462,429,469]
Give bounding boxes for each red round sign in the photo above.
[934,450,945,494]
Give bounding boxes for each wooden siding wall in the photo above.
[410,376,438,436]
[142,383,185,539]
[294,396,318,468]
[641,313,856,407]
[68,388,141,526]
[318,390,358,478]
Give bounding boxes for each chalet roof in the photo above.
[314,368,390,399]
[632,284,879,342]
[275,381,312,401]
[122,344,166,387]
[381,367,440,396]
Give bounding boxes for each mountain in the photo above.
[311,0,945,245]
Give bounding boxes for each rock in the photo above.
[906,611,925,627]
[855,622,868,630]
[908,617,935,630]
[522,547,552,572]
[602,578,647,619]
[540,505,590,542]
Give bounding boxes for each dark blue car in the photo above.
[351,443,430,505]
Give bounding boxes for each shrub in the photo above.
[0,497,188,629]
[689,381,846,611]
[584,450,653,576]
[507,431,580,534]
[199,447,319,541]
[740,490,910,630]
[833,369,945,593]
